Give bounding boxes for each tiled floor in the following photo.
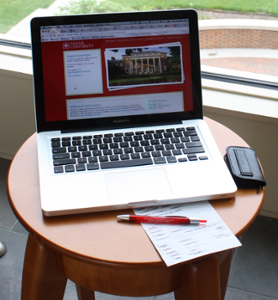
[1,157,278,300]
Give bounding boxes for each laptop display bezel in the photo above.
[31,9,203,133]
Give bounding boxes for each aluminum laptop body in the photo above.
[31,9,237,216]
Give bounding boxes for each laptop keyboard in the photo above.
[51,126,208,174]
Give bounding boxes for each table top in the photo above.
[7,118,265,268]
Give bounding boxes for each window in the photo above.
[1,0,278,89]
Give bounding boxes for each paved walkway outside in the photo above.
[202,57,278,76]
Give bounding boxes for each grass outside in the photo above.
[0,0,54,33]
[59,0,278,15]
[1,0,278,34]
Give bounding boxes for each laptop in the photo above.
[30,9,237,217]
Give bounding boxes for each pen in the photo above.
[117,215,207,225]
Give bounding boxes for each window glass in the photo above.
[1,0,278,83]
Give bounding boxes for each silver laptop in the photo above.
[30,9,237,217]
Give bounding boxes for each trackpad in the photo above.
[105,168,173,204]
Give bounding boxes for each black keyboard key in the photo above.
[51,141,61,148]
[103,149,113,155]
[114,132,124,137]
[141,140,150,146]
[72,136,82,140]
[183,131,197,137]
[172,149,182,155]
[93,150,102,156]
[183,147,205,155]
[199,156,208,160]
[154,145,163,151]
[71,152,81,158]
[62,141,71,147]
[145,145,154,152]
[176,127,185,132]
[113,137,123,142]
[87,163,100,170]
[82,151,91,157]
[178,157,188,162]
[52,147,67,153]
[100,158,153,169]
[110,155,119,161]
[162,150,172,156]
[114,149,123,155]
[164,132,172,138]
[165,144,174,150]
[110,143,119,149]
[78,158,87,164]
[141,152,151,158]
[88,157,98,163]
[83,139,92,145]
[54,166,64,173]
[186,127,195,131]
[154,157,166,164]
[166,128,175,132]
[167,156,177,163]
[151,151,161,157]
[62,137,71,141]
[125,132,134,136]
[150,139,159,145]
[191,136,200,142]
[89,145,98,150]
[134,147,144,153]
[185,142,203,148]
[53,153,70,160]
[51,138,60,142]
[124,147,133,154]
[54,158,76,166]
[93,138,102,144]
[130,141,139,147]
[131,153,140,159]
[79,146,87,151]
[83,135,92,139]
[76,164,86,171]
[120,142,129,148]
[188,155,198,161]
[120,154,130,160]
[181,136,190,142]
[72,140,81,146]
[103,137,112,143]
[175,143,185,149]
[65,165,75,172]
[68,146,77,152]
[99,156,109,162]
[171,137,180,143]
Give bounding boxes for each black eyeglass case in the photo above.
[224,146,266,192]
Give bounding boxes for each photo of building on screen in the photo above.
[106,45,183,89]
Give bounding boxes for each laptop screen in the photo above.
[31,10,202,132]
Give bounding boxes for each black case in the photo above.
[224,146,266,192]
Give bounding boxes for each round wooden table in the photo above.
[7,118,265,300]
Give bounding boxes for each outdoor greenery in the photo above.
[58,0,278,16]
[0,0,54,33]
[1,0,278,34]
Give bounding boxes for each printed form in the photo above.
[134,201,241,267]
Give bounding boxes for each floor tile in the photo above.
[0,229,27,300]
[0,159,16,230]
[227,215,278,298]
[225,287,278,300]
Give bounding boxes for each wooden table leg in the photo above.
[21,234,67,300]
[174,254,221,300]
[76,284,95,300]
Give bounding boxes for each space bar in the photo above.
[100,158,153,169]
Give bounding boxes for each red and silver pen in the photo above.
[117,215,207,225]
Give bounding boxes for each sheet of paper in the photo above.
[134,201,241,267]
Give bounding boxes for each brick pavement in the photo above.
[201,57,278,76]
